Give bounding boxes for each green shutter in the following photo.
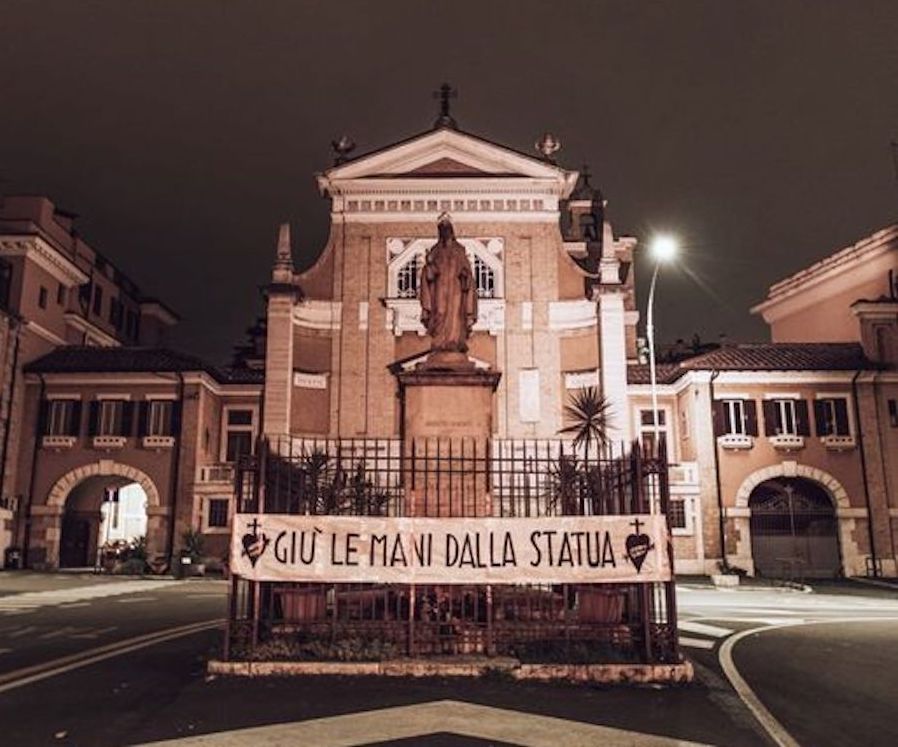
[121,402,134,437]
[137,401,149,438]
[87,401,100,437]
[712,400,726,437]
[744,400,759,437]
[834,399,850,436]
[171,401,182,436]
[37,400,50,437]
[795,400,811,437]
[813,399,827,436]
[68,400,83,437]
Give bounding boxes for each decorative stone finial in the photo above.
[331,135,356,165]
[275,222,292,271]
[535,132,562,161]
[433,83,458,129]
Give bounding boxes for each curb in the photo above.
[207,658,694,684]
[848,576,898,591]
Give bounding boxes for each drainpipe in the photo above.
[852,370,880,577]
[22,374,46,568]
[709,369,728,572]
[166,372,186,567]
[0,316,23,502]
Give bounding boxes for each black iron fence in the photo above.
[225,437,679,665]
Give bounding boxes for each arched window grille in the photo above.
[396,256,419,298]
[473,255,495,298]
[394,249,498,299]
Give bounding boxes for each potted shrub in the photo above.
[180,528,206,577]
[711,561,746,588]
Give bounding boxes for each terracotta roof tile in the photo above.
[627,342,878,384]
[680,342,875,371]
[25,347,263,384]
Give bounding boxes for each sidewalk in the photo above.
[0,570,152,597]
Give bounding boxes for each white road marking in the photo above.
[0,647,11,655]
[115,596,157,604]
[134,698,711,747]
[719,628,802,747]
[39,626,78,640]
[58,602,91,609]
[7,626,37,638]
[705,616,807,626]
[678,620,733,638]
[70,626,117,639]
[0,619,223,694]
[679,636,716,650]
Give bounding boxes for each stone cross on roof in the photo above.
[433,83,458,129]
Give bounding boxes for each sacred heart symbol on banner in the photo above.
[241,530,270,567]
[625,519,654,573]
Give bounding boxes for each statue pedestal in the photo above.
[396,363,501,517]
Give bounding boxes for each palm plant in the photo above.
[546,453,582,515]
[558,386,614,456]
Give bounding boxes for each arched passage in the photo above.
[748,477,841,578]
[45,461,162,569]
[59,476,149,568]
[732,463,862,577]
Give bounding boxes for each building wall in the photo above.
[289,218,607,440]
[769,278,880,342]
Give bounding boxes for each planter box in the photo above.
[276,588,327,622]
[711,573,740,588]
[578,587,625,622]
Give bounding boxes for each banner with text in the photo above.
[231,514,671,584]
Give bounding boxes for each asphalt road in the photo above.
[0,575,226,677]
[1,574,897,746]
[677,579,898,747]
[732,620,898,747]
[0,628,764,747]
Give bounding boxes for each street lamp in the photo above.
[646,234,678,460]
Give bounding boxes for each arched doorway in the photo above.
[48,461,161,570]
[748,477,841,578]
[59,476,149,568]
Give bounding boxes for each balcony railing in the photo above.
[821,434,855,450]
[197,463,236,484]
[142,435,175,449]
[92,435,126,450]
[41,435,76,449]
[769,434,804,450]
[718,433,753,450]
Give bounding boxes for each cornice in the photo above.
[0,236,89,286]
[64,312,120,346]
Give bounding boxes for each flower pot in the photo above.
[711,573,740,588]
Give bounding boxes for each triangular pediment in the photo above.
[321,128,574,185]
[402,157,491,176]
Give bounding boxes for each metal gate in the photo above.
[224,436,680,665]
[749,478,841,579]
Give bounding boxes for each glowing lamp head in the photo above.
[650,235,678,263]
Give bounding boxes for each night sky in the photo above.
[2,1,897,363]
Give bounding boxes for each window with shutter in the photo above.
[47,401,73,436]
[96,401,128,436]
[816,398,851,437]
[768,399,798,436]
[720,400,746,435]
[147,401,173,436]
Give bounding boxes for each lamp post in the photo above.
[646,235,678,460]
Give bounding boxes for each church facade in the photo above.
[2,111,897,579]
[264,124,639,444]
